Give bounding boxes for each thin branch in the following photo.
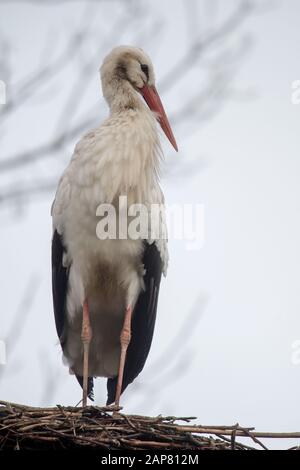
[0,402,299,450]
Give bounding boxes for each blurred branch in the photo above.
[125,294,208,411]
[0,0,275,411]
[0,113,98,173]
[159,0,254,92]
[38,350,67,405]
[0,0,264,211]
[0,180,58,206]
[0,20,87,122]
[1,0,123,3]
[0,274,40,381]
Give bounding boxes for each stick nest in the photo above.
[0,400,298,450]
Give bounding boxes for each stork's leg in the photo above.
[81,299,92,407]
[114,305,133,407]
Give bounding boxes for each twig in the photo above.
[0,401,299,450]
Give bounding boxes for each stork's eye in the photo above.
[140,63,149,81]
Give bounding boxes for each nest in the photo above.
[0,400,299,450]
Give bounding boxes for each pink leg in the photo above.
[114,305,133,407]
[81,300,92,407]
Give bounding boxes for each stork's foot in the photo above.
[81,299,92,407]
[107,404,123,418]
[114,305,133,411]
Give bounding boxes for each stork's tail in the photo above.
[106,377,117,405]
[76,375,94,401]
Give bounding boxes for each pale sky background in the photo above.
[0,0,300,450]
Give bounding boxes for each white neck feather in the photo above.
[107,106,162,203]
[79,106,162,206]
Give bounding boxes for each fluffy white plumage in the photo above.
[51,46,168,379]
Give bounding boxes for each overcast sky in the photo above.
[0,0,300,449]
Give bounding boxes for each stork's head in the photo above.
[100,46,178,151]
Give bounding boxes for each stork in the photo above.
[51,46,177,408]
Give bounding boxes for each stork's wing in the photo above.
[106,241,162,405]
[51,229,94,400]
[51,230,68,344]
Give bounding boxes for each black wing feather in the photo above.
[52,230,68,343]
[52,230,94,400]
[106,242,163,405]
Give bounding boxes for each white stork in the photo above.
[51,46,177,408]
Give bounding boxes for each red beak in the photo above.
[141,85,178,152]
